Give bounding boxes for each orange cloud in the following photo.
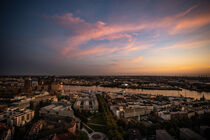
[110,64,210,75]
[169,13,210,34]
[97,33,132,42]
[112,42,150,56]
[130,56,142,63]
[156,39,210,51]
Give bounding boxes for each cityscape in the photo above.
[1,0,210,140]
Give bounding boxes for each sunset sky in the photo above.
[1,0,210,75]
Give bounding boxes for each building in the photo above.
[179,128,206,140]
[156,130,175,140]
[73,94,98,112]
[67,120,76,135]
[170,112,188,119]
[0,109,35,127]
[40,104,74,118]
[28,120,44,137]
[24,77,32,90]
[30,94,57,109]
[158,111,171,120]
[111,106,152,120]
[31,80,39,88]
[8,109,34,127]
[110,105,124,118]
[123,107,150,119]
[187,111,195,119]
[0,123,13,140]
[51,81,63,92]
[128,129,142,140]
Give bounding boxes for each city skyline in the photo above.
[1,0,210,75]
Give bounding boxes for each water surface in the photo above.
[63,85,210,100]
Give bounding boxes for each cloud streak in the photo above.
[46,4,210,59]
[42,3,210,75]
[155,39,210,52]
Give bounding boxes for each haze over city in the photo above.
[1,0,210,75]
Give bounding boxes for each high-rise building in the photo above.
[24,77,32,90]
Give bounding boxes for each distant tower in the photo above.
[24,77,32,90]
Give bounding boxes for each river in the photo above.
[63,85,210,100]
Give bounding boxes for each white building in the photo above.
[111,105,153,120]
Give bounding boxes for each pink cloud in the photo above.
[48,13,147,56]
[130,56,143,63]
[65,41,148,59]
[47,4,210,58]
[97,33,132,42]
[69,45,119,58]
[169,13,210,34]
[170,4,198,19]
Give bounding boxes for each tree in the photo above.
[73,130,89,140]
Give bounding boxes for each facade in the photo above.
[123,107,151,118]
[170,112,188,119]
[6,109,34,127]
[158,111,171,120]
[24,78,32,90]
[111,105,153,120]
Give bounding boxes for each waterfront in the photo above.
[64,85,210,100]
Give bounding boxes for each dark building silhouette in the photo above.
[24,77,32,91]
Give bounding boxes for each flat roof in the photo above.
[156,130,175,140]
[43,104,56,110]
[52,105,63,111]
[180,128,206,140]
